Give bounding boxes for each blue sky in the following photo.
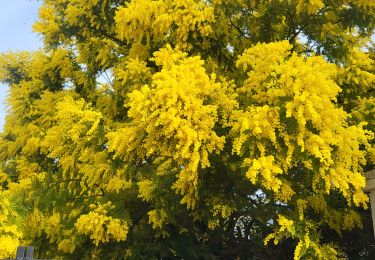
[0,1,42,130]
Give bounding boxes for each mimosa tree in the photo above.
[0,0,374,259]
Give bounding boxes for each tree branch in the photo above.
[229,17,250,39]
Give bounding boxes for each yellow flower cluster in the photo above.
[0,192,22,259]
[338,47,375,105]
[75,203,129,246]
[232,41,373,258]
[115,0,214,49]
[21,209,82,255]
[108,45,227,208]
[42,96,102,170]
[113,57,151,97]
[352,97,375,163]
[233,41,371,207]
[115,0,171,43]
[147,209,168,229]
[244,156,283,193]
[353,0,375,8]
[138,179,156,202]
[33,3,61,45]
[296,0,324,15]
[207,202,235,230]
[232,106,280,154]
[266,214,338,259]
[64,0,101,28]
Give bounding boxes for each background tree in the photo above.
[0,0,374,259]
